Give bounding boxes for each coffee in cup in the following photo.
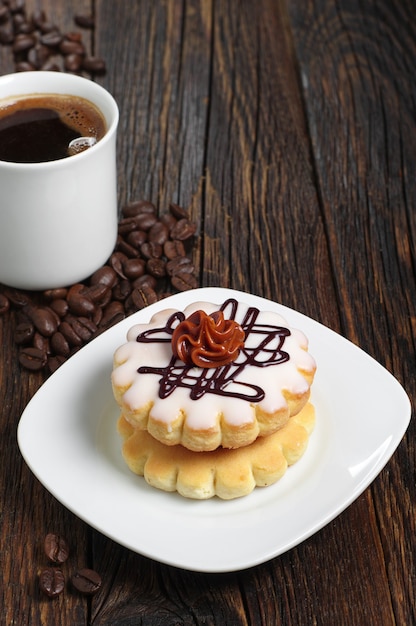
[0,93,107,163]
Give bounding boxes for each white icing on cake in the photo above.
[112,300,316,432]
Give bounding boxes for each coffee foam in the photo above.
[0,93,106,139]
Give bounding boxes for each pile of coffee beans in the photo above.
[0,0,106,75]
[0,200,198,375]
[39,532,102,598]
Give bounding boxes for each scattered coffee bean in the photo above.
[170,218,197,241]
[0,1,106,76]
[67,284,96,317]
[24,305,59,337]
[40,30,63,47]
[82,55,106,74]
[14,321,34,344]
[171,272,199,291]
[19,347,47,371]
[164,239,186,260]
[166,256,195,276]
[140,241,163,260]
[1,200,197,374]
[39,567,65,598]
[0,293,10,315]
[74,14,95,29]
[71,568,102,595]
[148,221,169,245]
[32,332,50,354]
[50,331,70,357]
[44,533,69,564]
[90,266,118,289]
[147,257,167,278]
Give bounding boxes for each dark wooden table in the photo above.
[1,1,414,624]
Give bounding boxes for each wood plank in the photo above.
[288,0,416,623]
[0,4,93,625]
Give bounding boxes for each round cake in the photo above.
[112,298,316,452]
[117,402,316,500]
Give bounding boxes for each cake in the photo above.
[112,298,316,452]
[117,402,315,500]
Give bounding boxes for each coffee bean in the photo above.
[24,305,59,337]
[0,6,9,23]
[67,316,97,342]
[44,288,68,300]
[33,332,51,354]
[82,56,106,74]
[164,240,185,260]
[40,30,63,47]
[90,266,118,288]
[0,28,13,46]
[122,258,146,280]
[160,213,177,231]
[47,355,67,374]
[72,568,102,595]
[146,258,166,278]
[64,52,82,72]
[126,287,158,312]
[112,279,132,301]
[2,199,197,374]
[169,202,190,220]
[32,9,47,28]
[92,305,103,327]
[39,567,65,598]
[14,321,34,344]
[19,347,47,371]
[59,37,85,55]
[3,288,31,307]
[9,0,26,14]
[148,221,169,245]
[82,282,111,305]
[100,301,125,328]
[28,43,51,68]
[122,200,156,217]
[134,213,158,231]
[140,241,163,260]
[109,252,128,278]
[170,218,197,240]
[74,14,95,29]
[50,332,70,357]
[0,293,10,315]
[44,533,69,564]
[171,272,199,291]
[59,321,83,347]
[40,60,61,72]
[67,284,95,316]
[132,274,157,290]
[119,213,157,234]
[166,256,195,276]
[127,230,147,248]
[0,3,104,77]
[15,61,35,71]
[38,20,58,35]
[116,238,140,258]
[49,298,69,318]
[12,32,36,52]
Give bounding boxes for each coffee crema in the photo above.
[0,93,106,163]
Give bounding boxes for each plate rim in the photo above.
[17,287,412,572]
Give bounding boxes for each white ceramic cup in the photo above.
[0,71,119,290]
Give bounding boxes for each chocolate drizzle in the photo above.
[135,299,291,402]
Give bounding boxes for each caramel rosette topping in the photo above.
[171,309,245,368]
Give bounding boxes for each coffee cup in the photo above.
[0,71,119,290]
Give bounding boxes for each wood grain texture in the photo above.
[0,0,414,624]
[289,2,415,624]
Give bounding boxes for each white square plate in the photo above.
[17,288,411,572]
